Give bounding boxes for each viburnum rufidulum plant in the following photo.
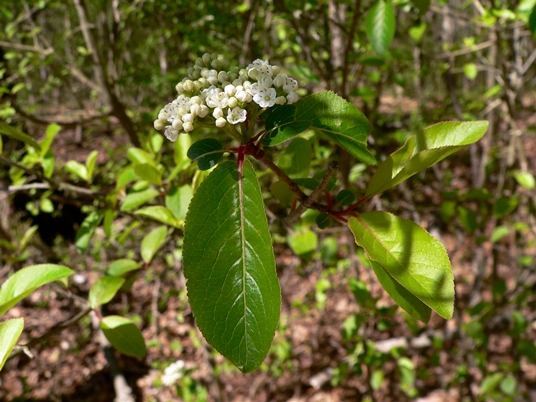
[154,53,489,373]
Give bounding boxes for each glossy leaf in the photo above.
[0,264,74,316]
[183,159,280,373]
[120,187,160,211]
[370,260,431,323]
[410,0,430,14]
[165,185,192,220]
[277,138,311,178]
[134,164,162,186]
[366,0,395,55]
[75,210,104,253]
[348,212,454,319]
[0,121,40,150]
[100,315,147,358]
[127,147,156,167]
[85,150,99,182]
[187,138,223,170]
[366,121,489,197]
[264,92,375,165]
[89,276,125,309]
[0,317,24,371]
[107,259,141,277]
[65,160,88,181]
[135,206,182,228]
[141,225,167,263]
[39,124,60,157]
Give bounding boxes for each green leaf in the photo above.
[0,264,73,316]
[366,121,489,197]
[500,374,516,396]
[456,205,477,234]
[18,225,38,252]
[135,206,182,228]
[0,317,24,371]
[481,373,504,394]
[75,210,104,253]
[65,160,88,181]
[89,276,125,309]
[348,212,454,319]
[288,230,318,257]
[116,167,138,191]
[187,138,223,170]
[127,147,156,167]
[529,4,536,36]
[491,226,510,243]
[277,138,311,178]
[264,92,375,165]
[493,196,518,218]
[42,152,54,178]
[0,121,40,150]
[409,0,430,14]
[370,260,431,322]
[514,171,535,190]
[165,185,192,220]
[100,315,146,358]
[39,123,60,157]
[120,187,160,212]
[269,180,296,207]
[134,163,162,186]
[463,63,478,80]
[107,259,141,277]
[141,225,167,263]
[85,150,99,182]
[183,159,280,373]
[365,0,396,55]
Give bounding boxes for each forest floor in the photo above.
[1,95,536,402]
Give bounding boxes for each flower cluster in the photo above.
[154,54,300,142]
[161,360,185,386]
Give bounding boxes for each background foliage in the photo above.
[0,0,535,400]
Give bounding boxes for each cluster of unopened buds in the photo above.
[154,53,300,141]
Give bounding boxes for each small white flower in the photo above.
[198,105,209,118]
[215,117,227,127]
[227,106,247,124]
[253,87,277,108]
[283,77,298,92]
[224,84,236,97]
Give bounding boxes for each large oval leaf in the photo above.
[187,138,223,171]
[0,264,74,316]
[183,159,281,373]
[100,315,147,358]
[348,212,454,319]
[366,0,396,55]
[0,317,24,371]
[366,121,489,197]
[264,92,375,165]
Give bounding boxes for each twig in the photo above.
[284,161,339,225]
[0,40,53,56]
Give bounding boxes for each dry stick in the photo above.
[0,156,105,197]
[284,161,339,226]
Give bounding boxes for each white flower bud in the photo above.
[182,113,194,123]
[154,120,165,130]
[235,90,248,102]
[172,119,183,130]
[272,65,281,76]
[248,68,261,80]
[225,84,236,97]
[286,91,299,104]
[198,105,209,118]
[228,97,238,108]
[218,71,229,83]
[201,68,209,78]
[190,104,201,116]
[215,117,227,128]
[165,127,179,142]
[183,122,194,132]
[260,76,273,88]
[275,96,286,105]
[208,76,218,85]
[273,74,285,87]
[176,82,184,93]
[183,80,194,92]
[211,59,222,70]
[243,81,252,90]
[202,53,211,65]
[213,107,223,119]
[190,96,201,105]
